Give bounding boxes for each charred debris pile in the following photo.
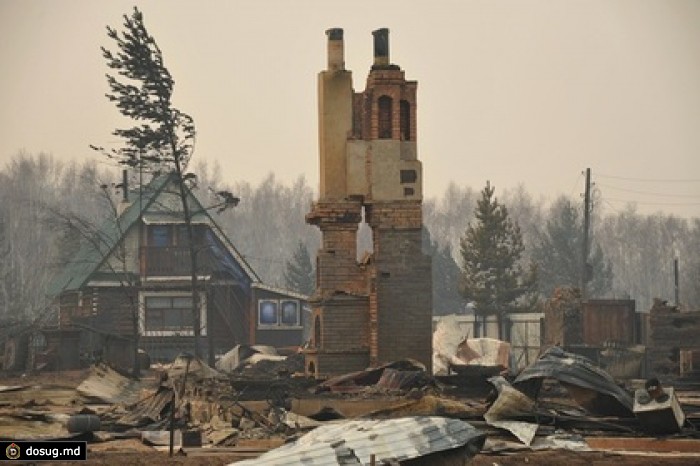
[1,343,700,464]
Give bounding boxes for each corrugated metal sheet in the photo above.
[116,388,172,428]
[514,347,634,417]
[231,416,485,466]
[76,364,144,405]
[375,368,424,390]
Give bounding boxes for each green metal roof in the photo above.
[44,171,263,298]
[46,172,173,297]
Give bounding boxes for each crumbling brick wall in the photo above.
[544,287,583,346]
[367,203,431,369]
[648,298,700,379]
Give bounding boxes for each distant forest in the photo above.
[1,152,698,321]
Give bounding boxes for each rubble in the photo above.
[648,299,700,379]
[215,345,286,374]
[514,346,634,417]
[315,359,430,394]
[633,378,686,434]
[484,376,538,445]
[76,364,147,405]
[3,341,700,465]
[543,287,584,346]
[433,314,511,375]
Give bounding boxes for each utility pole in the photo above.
[581,168,591,301]
[674,258,680,306]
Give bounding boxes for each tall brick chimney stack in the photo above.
[326,28,345,71]
[372,28,390,68]
[306,27,432,378]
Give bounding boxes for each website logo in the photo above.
[6,442,20,460]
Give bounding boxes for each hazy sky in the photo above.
[1,0,699,217]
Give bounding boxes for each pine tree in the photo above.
[284,241,315,296]
[422,227,464,315]
[532,197,613,298]
[459,181,537,338]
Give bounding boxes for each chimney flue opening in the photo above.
[326,28,343,41]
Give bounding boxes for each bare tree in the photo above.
[47,177,147,376]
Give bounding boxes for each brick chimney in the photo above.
[372,28,390,68]
[326,28,344,71]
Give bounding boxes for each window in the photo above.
[400,169,417,184]
[144,296,191,331]
[176,225,206,247]
[280,300,300,326]
[149,225,171,247]
[258,299,301,328]
[400,100,411,140]
[140,293,206,336]
[378,96,392,139]
[148,225,207,248]
[259,300,279,325]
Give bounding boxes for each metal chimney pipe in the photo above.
[372,28,389,67]
[122,169,129,202]
[326,28,344,71]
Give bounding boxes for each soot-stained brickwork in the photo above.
[304,28,432,377]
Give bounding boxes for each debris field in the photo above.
[2,342,700,465]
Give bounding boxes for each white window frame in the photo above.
[139,291,207,336]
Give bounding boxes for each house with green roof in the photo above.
[47,172,308,369]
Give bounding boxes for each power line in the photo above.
[568,171,584,199]
[601,198,622,215]
[597,183,700,199]
[596,173,700,183]
[602,197,700,207]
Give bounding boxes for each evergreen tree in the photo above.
[459,181,537,338]
[423,227,464,315]
[532,197,613,298]
[284,241,315,296]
